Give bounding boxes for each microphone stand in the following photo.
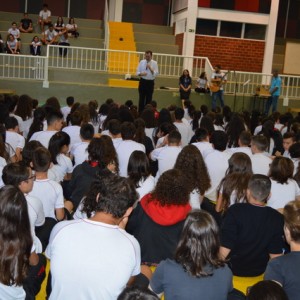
[240,79,251,112]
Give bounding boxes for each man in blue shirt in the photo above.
[265,70,282,115]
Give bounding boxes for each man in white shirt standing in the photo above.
[136,50,159,113]
[250,135,272,175]
[39,3,51,32]
[115,122,145,177]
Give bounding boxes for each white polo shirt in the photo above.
[29,130,57,149]
[151,145,182,178]
[115,140,145,177]
[192,141,213,159]
[204,150,231,201]
[251,153,272,175]
[45,219,140,300]
[29,178,64,220]
[70,142,89,168]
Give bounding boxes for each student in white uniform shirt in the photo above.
[61,96,74,122]
[173,107,193,147]
[225,131,252,158]
[46,173,143,300]
[29,148,65,250]
[8,95,24,135]
[4,116,25,162]
[150,130,182,180]
[107,119,123,149]
[267,157,300,212]
[204,131,230,203]
[0,185,46,300]
[38,3,51,32]
[115,122,145,177]
[174,145,211,209]
[192,128,213,158]
[281,132,296,158]
[2,163,45,253]
[250,135,272,176]
[62,110,82,150]
[48,132,73,183]
[127,151,155,201]
[30,111,63,148]
[70,123,94,168]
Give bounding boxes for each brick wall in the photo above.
[175,33,184,55]
[194,35,265,72]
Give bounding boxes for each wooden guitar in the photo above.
[210,72,229,93]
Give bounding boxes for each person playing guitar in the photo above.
[211,65,227,111]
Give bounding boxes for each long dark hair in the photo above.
[48,131,70,165]
[15,94,33,121]
[128,151,151,188]
[174,145,211,195]
[0,185,32,285]
[175,210,225,277]
[27,107,46,141]
[217,152,253,212]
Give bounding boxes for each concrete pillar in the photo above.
[182,0,198,76]
[109,0,123,22]
[262,0,280,75]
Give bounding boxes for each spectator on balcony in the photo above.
[19,13,33,33]
[41,24,58,45]
[38,3,51,32]
[30,36,42,56]
[54,16,65,34]
[58,30,70,57]
[6,34,20,54]
[66,17,79,38]
[8,22,21,45]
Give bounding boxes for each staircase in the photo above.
[107,21,139,88]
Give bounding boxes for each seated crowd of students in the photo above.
[0,93,300,300]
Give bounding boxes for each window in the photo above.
[196,19,218,35]
[244,24,266,40]
[220,21,242,38]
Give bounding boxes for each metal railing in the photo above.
[47,45,211,78]
[1,45,300,101]
[223,71,300,99]
[0,53,46,81]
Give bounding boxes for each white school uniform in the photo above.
[204,150,231,201]
[151,145,182,178]
[115,140,145,177]
[251,153,272,175]
[29,179,64,220]
[71,142,89,168]
[45,219,140,300]
[62,125,81,150]
[192,141,213,158]
[173,122,193,147]
[29,130,57,148]
[48,154,73,182]
[5,131,25,153]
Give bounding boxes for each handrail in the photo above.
[1,45,300,101]
[47,45,211,79]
